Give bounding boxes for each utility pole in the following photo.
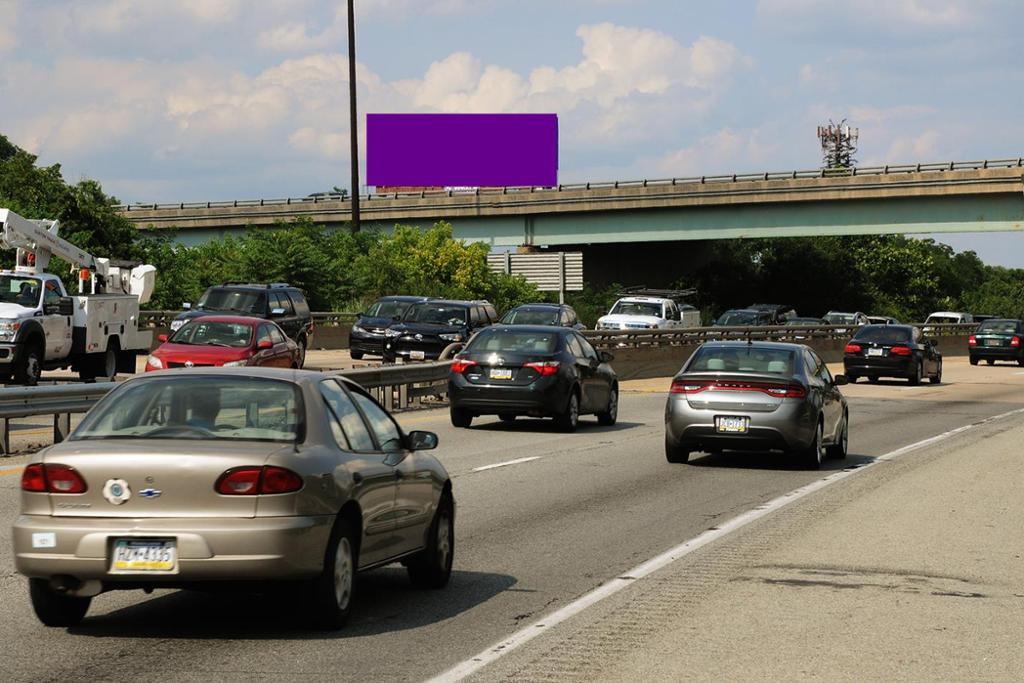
[347,0,361,232]
[817,119,859,169]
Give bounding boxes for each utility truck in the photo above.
[595,287,701,331]
[0,209,155,384]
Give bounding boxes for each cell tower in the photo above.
[817,119,859,169]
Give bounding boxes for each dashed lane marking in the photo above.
[471,456,542,473]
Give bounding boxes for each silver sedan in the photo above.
[665,341,849,468]
[14,367,454,629]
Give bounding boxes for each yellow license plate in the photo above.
[715,416,749,434]
[489,368,513,380]
[111,539,177,573]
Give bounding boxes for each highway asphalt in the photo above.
[0,357,1022,681]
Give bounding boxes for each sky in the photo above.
[1,0,1023,265]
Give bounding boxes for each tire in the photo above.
[350,349,364,360]
[555,391,580,433]
[296,336,307,369]
[908,362,922,385]
[827,412,849,460]
[846,375,858,384]
[987,359,995,366]
[969,356,978,366]
[868,376,879,384]
[801,422,824,469]
[1017,358,1024,368]
[450,406,472,428]
[308,519,357,629]
[29,578,91,627]
[407,493,454,589]
[597,386,618,426]
[80,339,119,382]
[14,343,42,386]
[665,435,690,464]
[930,360,943,384]
[498,413,516,423]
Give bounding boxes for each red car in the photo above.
[146,316,301,372]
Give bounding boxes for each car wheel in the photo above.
[450,406,473,428]
[309,519,357,629]
[407,493,454,589]
[665,435,690,464]
[1018,358,1024,368]
[827,412,849,460]
[296,336,307,368]
[986,359,995,366]
[930,360,943,384]
[498,413,516,423]
[555,391,580,432]
[846,375,858,384]
[969,356,978,366]
[802,422,824,469]
[868,376,879,384]
[597,386,618,426]
[350,349,364,360]
[14,344,42,386]
[908,362,922,385]
[29,578,91,627]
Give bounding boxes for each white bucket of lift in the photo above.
[129,264,156,304]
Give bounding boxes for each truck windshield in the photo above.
[0,275,42,308]
[609,301,662,317]
[824,313,857,324]
[196,288,266,314]
[366,299,415,319]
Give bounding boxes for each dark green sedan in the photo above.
[968,318,1024,366]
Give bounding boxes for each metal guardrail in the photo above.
[115,158,1024,209]
[139,311,358,328]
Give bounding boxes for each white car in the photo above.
[596,296,700,331]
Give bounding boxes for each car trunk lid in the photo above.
[671,372,805,412]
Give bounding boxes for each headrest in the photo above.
[706,358,725,370]
[768,360,787,373]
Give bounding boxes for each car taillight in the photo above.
[890,345,912,356]
[670,379,805,398]
[215,466,303,495]
[968,335,977,346]
[21,463,87,493]
[844,343,862,354]
[450,358,477,374]
[1013,336,1021,347]
[525,361,560,377]
[670,379,711,394]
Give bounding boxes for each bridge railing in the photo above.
[114,158,1024,210]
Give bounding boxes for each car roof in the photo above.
[209,284,295,291]
[928,311,967,317]
[510,303,562,310]
[178,315,269,326]
[410,299,479,307]
[485,324,570,333]
[979,318,1022,323]
[721,308,762,314]
[699,340,807,352]
[617,296,668,303]
[378,295,431,302]
[856,323,915,333]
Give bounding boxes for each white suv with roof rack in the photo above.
[596,288,701,331]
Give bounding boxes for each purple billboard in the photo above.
[366,113,558,188]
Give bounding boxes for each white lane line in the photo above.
[471,456,542,473]
[0,464,24,476]
[429,406,1024,683]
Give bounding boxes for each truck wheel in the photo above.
[14,344,42,386]
[80,341,118,381]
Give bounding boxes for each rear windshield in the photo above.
[405,303,468,326]
[716,311,758,326]
[978,320,1020,334]
[687,347,795,375]
[366,299,415,319]
[197,288,266,315]
[169,320,253,348]
[853,326,913,343]
[73,377,303,443]
[501,308,559,325]
[465,329,558,354]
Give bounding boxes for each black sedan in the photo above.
[349,295,430,359]
[843,324,942,384]
[448,326,617,432]
[968,318,1024,366]
[500,303,586,330]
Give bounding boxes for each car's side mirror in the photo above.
[257,339,273,350]
[834,374,849,386]
[158,334,168,343]
[182,302,192,310]
[270,307,286,316]
[600,350,615,363]
[58,296,74,316]
[407,430,438,451]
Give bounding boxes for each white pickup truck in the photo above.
[0,209,155,384]
[596,291,701,331]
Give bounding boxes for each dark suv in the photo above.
[350,295,431,360]
[383,300,498,363]
[171,283,314,366]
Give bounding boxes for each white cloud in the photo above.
[758,0,978,32]
[885,129,941,160]
[653,128,782,177]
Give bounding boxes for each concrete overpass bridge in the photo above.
[119,159,1024,250]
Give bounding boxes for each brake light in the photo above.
[21,463,87,493]
[844,343,862,354]
[215,466,303,495]
[525,361,560,377]
[450,358,477,374]
[1013,336,1021,347]
[670,379,805,398]
[968,335,977,346]
[890,346,913,356]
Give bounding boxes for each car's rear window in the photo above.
[688,347,795,374]
[73,377,303,443]
[978,320,1020,334]
[853,326,913,343]
[465,329,558,354]
[501,308,559,325]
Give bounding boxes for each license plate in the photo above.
[985,339,1001,347]
[410,350,426,360]
[715,416,749,434]
[489,368,513,380]
[867,348,884,356]
[110,539,177,573]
